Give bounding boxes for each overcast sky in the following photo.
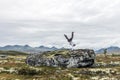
[0,0,120,49]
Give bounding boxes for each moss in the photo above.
[42,50,71,59]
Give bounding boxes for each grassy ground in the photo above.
[0,50,28,56]
[0,52,119,80]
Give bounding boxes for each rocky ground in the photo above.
[0,50,119,80]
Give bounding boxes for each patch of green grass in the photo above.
[112,54,120,57]
[18,66,40,75]
[0,50,28,56]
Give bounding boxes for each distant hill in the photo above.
[0,50,28,56]
[0,45,60,53]
[96,46,120,54]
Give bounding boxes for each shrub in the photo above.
[18,67,39,75]
[3,67,10,70]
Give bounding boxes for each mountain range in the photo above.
[95,46,120,54]
[0,45,120,54]
[0,45,61,53]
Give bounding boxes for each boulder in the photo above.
[26,49,96,68]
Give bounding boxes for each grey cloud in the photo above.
[0,0,120,49]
